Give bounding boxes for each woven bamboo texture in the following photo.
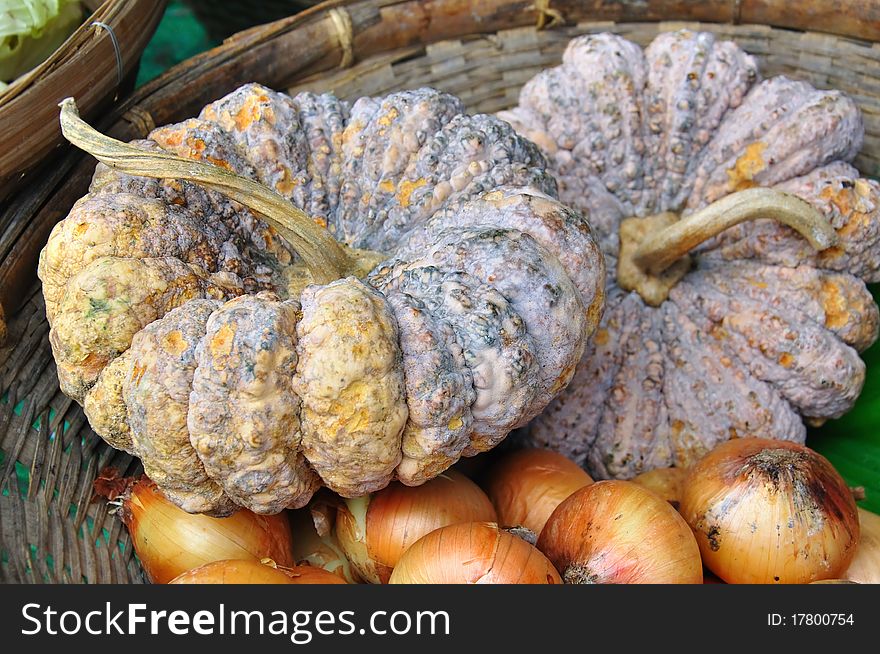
[2,0,880,583]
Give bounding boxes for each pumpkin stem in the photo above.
[617,188,839,306]
[58,97,359,285]
[634,188,838,274]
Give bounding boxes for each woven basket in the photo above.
[0,0,167,202]
[2,0,880,584]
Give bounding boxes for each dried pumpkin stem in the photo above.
[634,187,838,276]
[58,97,353,285]
[617,188,839,306]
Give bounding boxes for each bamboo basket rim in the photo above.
[3,0,880,583]
[0,0,167,202]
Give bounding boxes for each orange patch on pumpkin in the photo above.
[276,167,296,195]
[377,108,399,127]
[157,129,184,148]
[210,324,236,359]
[186,137,207,155]
[709,324,729,341]
[818,245,845,262]
[162,330,188,356]
[822,181,872,239]
[343,120,364,145]
[206,156,233,171]
[726,142,767,191]
[234,94,266,131]
[821,279,850,330]
[130,361,147,386]
[397,178,427,208]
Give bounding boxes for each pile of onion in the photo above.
[114,476,296,583]
[538,480,703,584]
[389,522,561,584]
[679,438,860,584]
[335,469,497,583]
[483,448,593,534]
[169,559,346,584]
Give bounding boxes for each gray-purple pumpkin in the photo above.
[499,30,880,479]
[39,84,605,514]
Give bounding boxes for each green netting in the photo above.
[136,1,217,87]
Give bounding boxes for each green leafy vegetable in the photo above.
[0,0,82,83]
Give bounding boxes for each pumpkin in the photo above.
[39,84,604,514]
[497,30,880,479]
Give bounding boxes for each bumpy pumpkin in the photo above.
[498,30,880,479]
[40,84,604,514]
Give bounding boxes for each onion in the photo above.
[169,559,345,584]
[483,448,593,534]
[289,507,360,584]
[388,522,561,584]
[843,508,880,584]
[276,564,349,584]
[631,467,686,508]
[538,480,703,584]
[120,476,295,584]
[335,469,496,583]
[679,438,859,584]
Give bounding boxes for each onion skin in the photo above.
[336,470,497,583]
[289,508,360,583]
[538,480,703,584]
[123,477,295,584]
[484,448,593,534]
[169,560,345,584]
[388,522,561,584]
[843,508,880,584]
[679,438,859,585]
[632,467,686,508]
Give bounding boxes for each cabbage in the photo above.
[0,1,82,82]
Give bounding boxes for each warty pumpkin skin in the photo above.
[40,84,605,514]
[498,30,880,479]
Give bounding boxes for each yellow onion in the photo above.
[483,448,593,534]
[842,508,880,584]
[121,476,295,583]
[679,438,859,584]
[335,470,496,583]
[169,559,345,584]
[289,507,360,584]
[632,467,686,508]
[538,480,703,584]
[389,522,561,584]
